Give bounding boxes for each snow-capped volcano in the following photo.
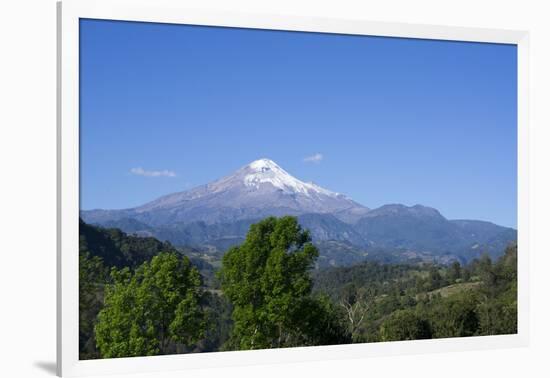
[80,158,517,266]
[83,159,369,226]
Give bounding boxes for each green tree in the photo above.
[448,261,462,283]
[476,291,517,335]
[428,292,479,338]
[477,244,517,335]
[219,216,349,349]
[290,295,351,346]
[475,254,495,287]
[380,309,431,341]
[95,252,205,358]
[79,251,107,359]
[427,266,444,290]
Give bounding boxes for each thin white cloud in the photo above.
[303,153,323,163]
[130,167,176,177]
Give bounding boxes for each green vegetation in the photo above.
[79,217,517,359]
[95,253,205,358]
[219,217,349,349]
[80,219,178,268]
[313,243,518,342]
[79,251,107,358]
[380,309,431,341]
[78,220,227,359]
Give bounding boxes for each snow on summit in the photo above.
[244,158,339,198]
[122,157,365,221]
[248,158,280,172]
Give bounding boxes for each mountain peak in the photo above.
[88,158,368,225]
[242,158,338,198]
[248,158,280,172]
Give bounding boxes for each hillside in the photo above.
[79,217,517,359]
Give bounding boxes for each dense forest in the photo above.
[79,216,517,359]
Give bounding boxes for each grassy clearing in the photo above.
[425,281,481,298]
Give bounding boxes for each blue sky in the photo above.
[80,19,517,227]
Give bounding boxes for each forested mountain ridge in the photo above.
[79,218,178,268]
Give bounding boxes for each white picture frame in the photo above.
[57,0,530,376]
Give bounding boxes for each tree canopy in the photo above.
[219,216,349,349]
[380,309,432,341]
[95,252,206,358]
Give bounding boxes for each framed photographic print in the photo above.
[57,0,530,376]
